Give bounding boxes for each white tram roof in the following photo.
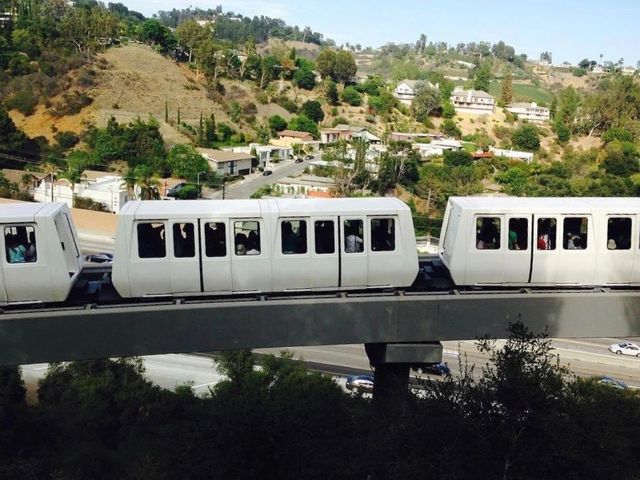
[122,198,409,220]
[0,202,67,223]
[450,196,640,213]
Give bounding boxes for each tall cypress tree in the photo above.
[501,72,513,104]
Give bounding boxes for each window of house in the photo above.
[371,218,395,251]
[235,221,260,255]
[537,218,557,250]
[205,222,226,257]
[137,222,166,258]
[476,217,501,250]
[508,218,528,250]
[563,217,588,250]
[281,220,307,254]
[5,225,36,263]
[173,223,195,258]
[344,220,364,253]
[315,221,335,254]
[607,217,631,250]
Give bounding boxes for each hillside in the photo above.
[9,43,294,145]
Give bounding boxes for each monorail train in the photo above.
[0,202,83,304]
[441,196,640,286]
[111,198,419,297]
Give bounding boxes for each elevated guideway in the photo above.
[1,258,640,366]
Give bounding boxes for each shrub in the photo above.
[442,101,455,119]
[441,119,462,138]
[76,68,96,87]
[54,131,80,150]
[511,124,540,151]
[300,100,324,123]
[340,86,362,106]
[50,92,93,117]
[277,97,298,113]
[5,88,37,115]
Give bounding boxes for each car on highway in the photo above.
[262,170,273,176]
[345,375,374,393]
[295,157,304,163]
[413,362,451,376]
[597,376,628,390]
[305,154,314,160]
[608,342,640,357]
[85,252,113,264]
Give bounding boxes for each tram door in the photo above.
[503,215,531,283]
[466,214,504,284]
[169,220,201,293]
[131,220,172,296]
[530,215,559,284]
[340,216,367,288]
[310,217,339,289]
[273,217,312,291]
[200,220,232,293]
[604,215,634,284]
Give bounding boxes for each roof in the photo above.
[278,130,313,140]
[82,170,114,181]
[449,196,640,213]
[121,197,410,219]
[398,79,419,88]
[451,88,495,100]
[508,102,549,110]
[196,148,254,162]
[1,169,48,184]
[0,202,66,222]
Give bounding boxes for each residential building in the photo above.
[28,169,129,212]
[393,79,439,105]
[489,147,534,163]
[507,102,550,123]
[277,130,313,143]
[320,125,381,144]
[270,130,319,151]
[450,86,495,115]
[390,132,435,143]
[223,144,292,169]
[196,148,254,176]
[621,66,637,76]
[273,175,336,197]
[412,138,463,158]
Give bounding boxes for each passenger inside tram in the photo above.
[205,223,226,257]
[476,217,499,249]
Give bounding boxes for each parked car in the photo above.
[85,252,113,264]
[306,154,314,160]
[597,376,628,390]
[413,362,450,376]
[609,342,640,357]
[345,375,374,393]
[295,157,304,163]
[262,170,273,176]
[166,182,186,197]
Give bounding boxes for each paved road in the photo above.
[205,157,315,200]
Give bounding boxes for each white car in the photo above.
[609,342,640,357]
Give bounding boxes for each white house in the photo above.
[394,79,439,105]
[222,144,292,169]
[274,175,336,197]
[197,148,254,176]
[507,102,550,123]
[489,147,534,163]
[412,138,463,158]
[450,86,495,115]
[29,169,128,212]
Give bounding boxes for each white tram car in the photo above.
[112,198,418,297]
[0,202,83,304]
[440,196,640,286]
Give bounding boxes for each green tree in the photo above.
[441,119,462,138]
[442,101,456,119]
[293,67,316,90]
[496,167,529,195]
[411,83,441,122]
[443,150,473,167]
[268,115,288,134]
[473,62,492,92]
[333,50,357,84]
[204,113,217,144]
[501,71,513,104]
[511,124,540,151]
[167,144,209,181]
[325,79,339,106]
[175,19,207,63]
[300,100,324,123]
[288,115,319,138]
[554,119,571,143]
[315,49,336,80]
[340,86,362,106]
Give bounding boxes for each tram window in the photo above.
[4,225,36,263]
[137,223,166,258]
[476,217,501,250]
[315,221,335,254]
[563,217,588,250]
[607,217,631,250]
[235,221,260,255]
[537,218,556,250]
[173,223,195,258]
[205,222,226,257]
[281,220,307,254]
[344,219,364,253]
[508,218,528,250]
[371,218,395,252]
